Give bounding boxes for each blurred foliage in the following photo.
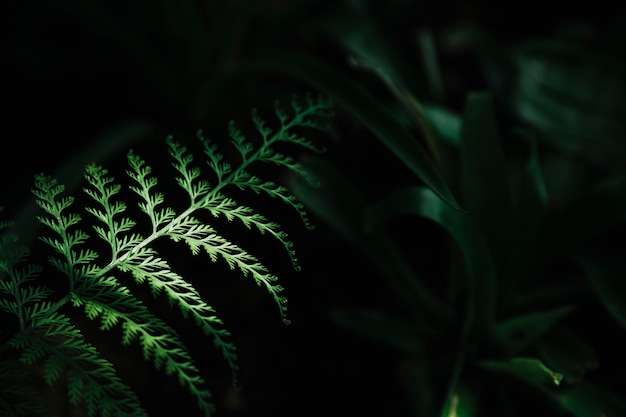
[2,0,626,416]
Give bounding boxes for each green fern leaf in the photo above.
[8,311,147,417]
[1,93,334,416]
[118,247,238,376]
[0,360,56,417]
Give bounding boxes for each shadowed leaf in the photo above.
[288,156,450,330]
[494,305,576,356]
[460,91,512,258]
[557,382,626,417]
[577,252,626,330]
[249,50,462,211]
[535,325,598,384]
[499,129,549,310]
[421,104,462,146]
[478,357,563,388]
[506,39,626,169]
[312,4,425,97]
[440,379,478,417]
[366,185,496,338]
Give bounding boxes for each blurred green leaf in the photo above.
[312,3,427,98]
[329,308,426,354]
[478,357,563,388]
[399,94,461,192]
[250,49,462,211]
[460,91,512,258]
[366,186,496,338]
[508,39,626,169]
[556,381,626,417]
[310,8,457,192]
[440,379,478,417]
[458,23,515,99]
[506,129,548,255]
[417,28,446,102]
[494,305,576,356]
[499,129,549,309]
[577,252,626,330]
[416,102,463,202]
[421,104,462,146]
[288,156,451,329]
[535,325,598,384]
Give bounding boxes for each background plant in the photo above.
[283,3,626,417]
[2,1,626,416]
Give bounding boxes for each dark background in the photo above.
[2,1,625,416]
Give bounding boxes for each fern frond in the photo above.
[22,300,56,327]
[118,246,239,381]
[126,153,176,231]
[1,94,333,416]
[0,225,49,329]
[72,275,216,415]
[167,139,212,202]
[232,172,316,230]
[0,231,22,271]
[33,173,218,415]
[201,192,301,268]
[168,216,291,321]
[0,298,17,315]
[18,286,53,307]
[0,258,43,292]
[10,313,147,417]
[0,360,56,417]
[198,130,233,183]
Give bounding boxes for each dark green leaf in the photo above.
[557,382,626,417]
[506,129,548,257]
[499,129,549,309]
[366,185,496,338]
[421,104,462,146]
[577,252,626,330]
[288,156,450,329]
[494,305,576,356]
[508,40,626,169]
[439,378,479,417]
[535,325,598,384]
[478,357,563,387]
[248,50,462,211]
[464,24,516,100]
[460,91,512,257]
[311,3,427,98]
[310,9,459,198]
